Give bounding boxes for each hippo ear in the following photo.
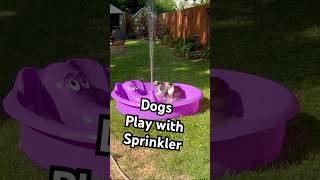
[114,82,129,100]
[14,68,40,95]
[14,68,62,123]
[67,58,109,91]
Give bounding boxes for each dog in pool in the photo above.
[213,77,243,118]
[153,81,186,102]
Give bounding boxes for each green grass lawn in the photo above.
[0,1,106,179]
[110,40,210,179]
[213,0,320,179]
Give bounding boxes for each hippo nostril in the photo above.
[79,77,90,89]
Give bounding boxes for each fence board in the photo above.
[158,5,210,45]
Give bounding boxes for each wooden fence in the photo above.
[158,5,210,45]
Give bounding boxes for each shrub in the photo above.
[126,32,137,39]
[160,33,210,59]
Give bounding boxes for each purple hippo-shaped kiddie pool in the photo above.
[211,69,299,177]
[111,80,203,120]
[3,58,109,179]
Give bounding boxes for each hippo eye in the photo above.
[68,79,81,91]
[79,77,90,88]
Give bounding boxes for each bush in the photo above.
[159,32,210,59]
[157,23,170,39]
[126,32,137,39]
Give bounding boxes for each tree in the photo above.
[111,0,175,14]
[200,0,210,4]
[154,0,176,13]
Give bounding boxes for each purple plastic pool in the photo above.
[211,69,299,176]
[3,59,109,179]
[111,80,203,120]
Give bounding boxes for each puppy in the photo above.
[153,81,185,102]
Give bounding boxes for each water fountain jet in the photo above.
[111,0,203,120]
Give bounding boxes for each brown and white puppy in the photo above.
[153,81,185,102]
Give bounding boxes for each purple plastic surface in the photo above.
[3,58,109,179]
[111,80,203,120]
[211,69,299,176]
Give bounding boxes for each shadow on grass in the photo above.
[275,112,320,166]
[199,97,210,114]
[212,0,320,177]
[212,0,320,89]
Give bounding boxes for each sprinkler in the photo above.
[112,0,203,120]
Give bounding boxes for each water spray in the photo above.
[147,0,156,101]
